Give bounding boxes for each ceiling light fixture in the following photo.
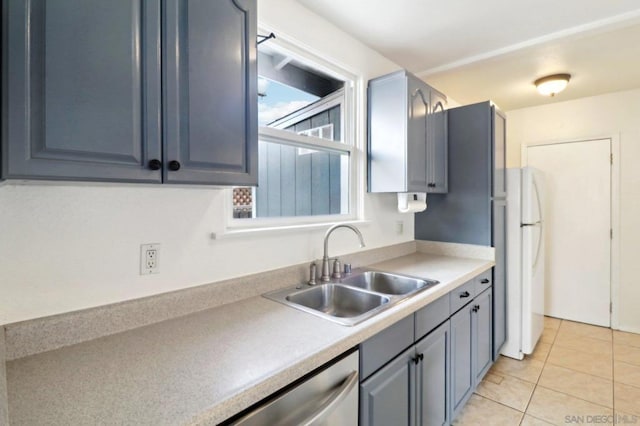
[534,73,571,97]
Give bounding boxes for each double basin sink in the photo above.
[264,270,439,326]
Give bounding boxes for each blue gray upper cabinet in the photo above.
[2,0,162,182]
[2,0,257,185]
[163,0,257,185]
[368,70,448,194]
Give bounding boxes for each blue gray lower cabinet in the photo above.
[360,345,417,426]
[474,288,493,382]
[359,278,494,426]
[359,321,449,426]
[450,303,474,419]
[451,287,494,420]
[416,322,450,426]
[492,201,507,359]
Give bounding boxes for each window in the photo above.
[230,36,358,227]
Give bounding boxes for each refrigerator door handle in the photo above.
[521,221,541,227]
[533,174,544,223]
[532,222,543,270]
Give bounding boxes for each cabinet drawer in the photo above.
[450,280,476,314]
[360,315,414,381]
[474,269,492,295]
[415,294,450,341]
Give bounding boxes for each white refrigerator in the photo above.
[502,167,545,360]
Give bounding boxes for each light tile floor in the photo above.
[454,317,640,425]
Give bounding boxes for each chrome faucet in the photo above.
[321,224,366,282]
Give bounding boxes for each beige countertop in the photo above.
[5,252,493,425]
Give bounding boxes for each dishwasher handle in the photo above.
[299,370,359,426]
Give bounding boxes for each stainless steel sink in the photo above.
[264,269,440,326]
[266,284,390,326]
[339,271,438,296]
[287,284,390,318]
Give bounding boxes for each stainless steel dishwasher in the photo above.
[229,350,359,425]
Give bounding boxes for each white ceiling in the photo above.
[297,0,640,110]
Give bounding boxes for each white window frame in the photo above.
[297,123,334,142]
[220,28,364,236]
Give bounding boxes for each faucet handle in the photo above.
[332,258,342,280]
[308,262,317,286]
[343,263,352,274]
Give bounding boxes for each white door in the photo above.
[526,139,611,327]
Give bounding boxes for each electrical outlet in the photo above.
[140,243,160,275]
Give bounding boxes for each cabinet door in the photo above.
[492,200,507,359]
[163,0,258,185]
[450,304,474,420]
[492,106,507,198]
[416,321,450,426]
[3,0,162,182]
[427,88,448,193]
[360,346,417,426]
[473,288,493,382]
[406,75,429,192]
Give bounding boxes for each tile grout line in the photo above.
[520,319,561,422]
[612,360,640,390]
[534,384,614,410]
[472,393,526,422]
[545,324,616,382]
[543,358,614,382]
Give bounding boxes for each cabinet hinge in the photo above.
[610,228,613,239]
[610,153,613,165]
[610,302,613,313]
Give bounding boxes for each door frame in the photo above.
[521,135,620,329]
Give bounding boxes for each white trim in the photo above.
[610,134,621,330]
[417,10,640,77]
[212,219,371,240]
[257,23,360,83]
[269,89,344,130]
[521,135,621,329]
[258,127,351,154]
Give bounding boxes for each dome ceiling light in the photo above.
[534,73,571,96]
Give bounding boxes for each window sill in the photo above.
[211,219,371,240]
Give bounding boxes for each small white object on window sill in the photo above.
[397,192,427,213]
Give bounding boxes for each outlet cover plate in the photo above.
[140,243,160,275]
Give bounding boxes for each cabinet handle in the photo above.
[481,279,490,284]
[168,160,181,171]
[459,291,470,298]
[413,355,420,365]
[148,159,162,170]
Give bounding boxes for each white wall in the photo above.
[507,88,640,332]
[0,0,406,324]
